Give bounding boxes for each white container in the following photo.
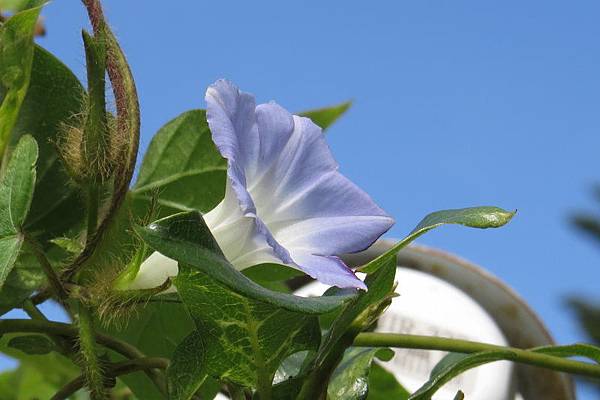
[296,267,515,399]
[342,241,575,400]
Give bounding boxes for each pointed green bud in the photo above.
[81,29,112,182]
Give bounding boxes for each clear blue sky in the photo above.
[6,1,600,397]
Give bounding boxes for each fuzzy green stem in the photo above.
[51,357,169,400]
[353,332,600,379]
[86,183,99,242]
[77,305,108,399]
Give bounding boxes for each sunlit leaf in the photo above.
[409,351,515,399]
[299,101,351,131]
[360,206,515,273]
[0,5,41,155]
[132,110,226,215]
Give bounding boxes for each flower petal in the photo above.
[129,252,178,292]
[205,79,258,215]
[291,252,367,290]
[205,80,394,289]
[203,179,284,268]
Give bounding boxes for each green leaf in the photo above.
[243,263,303,293]
[166,330,208,400]
[132,110,227,214]
[101,300,195,400]
[3,45,85,244]
[0,135,37,233]
[18,46,85,242]
[409,351,516,400]
[327,347,396,400]
[0,238,72,316]
[360,206,515,273]
[367,364,409,400]
[0,135,37,290]
[0,0,41,13]
[0,6,42,156]
[0,365,64,400]
[274,351,313,384]
[532,343,600,364]
[0,252,44,315]
[299,101,352,131]
[243,263,304,283]
[169,264,321,397]
[7,334,55,355]
[136,211,356,314]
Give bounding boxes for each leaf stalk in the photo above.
[353,332,600,379]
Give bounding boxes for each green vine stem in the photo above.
[353,332,600,379]
[85,183,99,242]
[77,304,108,399]
[51,357,169,400]
[22,299,47,320]
[0,318,166,393]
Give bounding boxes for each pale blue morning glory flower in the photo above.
[131,80,394,290]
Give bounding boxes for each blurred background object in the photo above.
[569,186,600,393]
